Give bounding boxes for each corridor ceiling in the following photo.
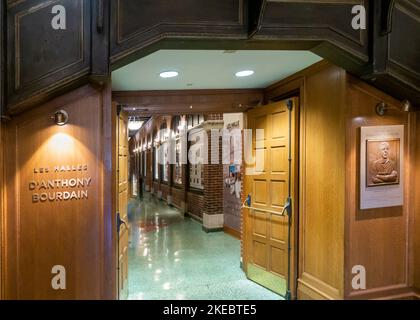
[111,50,322,91]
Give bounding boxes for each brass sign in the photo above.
[30,164,92,203]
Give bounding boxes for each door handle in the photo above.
[243,194,285,216]
[281,197,292,217]
[242,194,292,217]
[117,212,127,233]
[245,194,251,207]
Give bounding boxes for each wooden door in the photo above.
[117,110,129,299]
[244,98,297,298]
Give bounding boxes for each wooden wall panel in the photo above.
[298,64,346,300]
[415,113,420,291]
[389,2,420,85]
[257,0,368,54]
[3,84,115,299]
[364,0,420,109]
[6,0,91,113]
[0,0,4,300]
[0,123,3,299]
[252,0,369,74]
[345,78,412,299]
[110,0,247,66]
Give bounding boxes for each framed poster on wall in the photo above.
[360,125,404,210]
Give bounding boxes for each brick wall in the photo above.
[203,164,223,215]
[171,186,184,209]
[187,191,205,219]
[160,183,169,200]
[203,126,223,216]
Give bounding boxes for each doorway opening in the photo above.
[111,49,318,300]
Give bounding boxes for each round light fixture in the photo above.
[52,110,69,126]
[160,71,179,78]
[235,70,254,77]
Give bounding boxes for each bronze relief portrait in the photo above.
[366,139,400,187]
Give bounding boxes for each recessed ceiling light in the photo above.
[235,70,254,77]
[160,71,179,78]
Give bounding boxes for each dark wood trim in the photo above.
[0,0,4,118]
[90,0,111,82]
[348,285,415,300]
[113,89,264,117]
[248,0,266,38]
[0,0,4,300]
[361,0,420,108]
[264,60,328,102]
[101,82,117,299]
[2,1,419,113]
[223,225,241,240]
[114,88,263,98]
[0,121,3,300]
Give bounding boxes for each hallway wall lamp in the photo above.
[51,110,69,126]
[375,100,412,116]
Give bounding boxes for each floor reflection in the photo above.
[127,193,281,300]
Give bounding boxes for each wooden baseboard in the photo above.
[223,225,241,239]
[348,284,414,300]
[373,287,420,300]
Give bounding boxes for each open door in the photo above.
[117,108,129,299]
[243,98,298,299]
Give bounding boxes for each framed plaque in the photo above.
[360,125,404,210]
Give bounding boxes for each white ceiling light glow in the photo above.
[128,120,144,131]
[235,70,254,77]
[160,71,179,78]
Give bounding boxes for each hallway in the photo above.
[127,194,281,300]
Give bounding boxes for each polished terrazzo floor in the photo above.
[127,194,281,300]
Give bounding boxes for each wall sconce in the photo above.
[51,110,69,126]
[376,100,412,116]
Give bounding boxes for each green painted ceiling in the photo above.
[112,50,322,91]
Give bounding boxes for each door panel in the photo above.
[3,85,114,299]
[244,98,297,298]
[117,110,129,300]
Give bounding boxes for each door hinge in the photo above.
[117,212,127,233]
[287,100,293,111]
[284,197,292,218]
